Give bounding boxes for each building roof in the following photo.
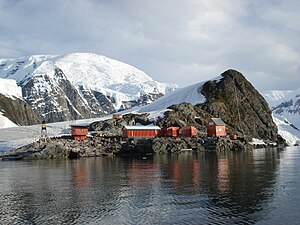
[210,118,226,126]
[123,125,161,130]
[70,125,89,128]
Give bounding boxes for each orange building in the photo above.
[181,126,197,137]
[122,125,161,138]
[206,118,227,137]
[160,127,180,137]
[71,125,89,140]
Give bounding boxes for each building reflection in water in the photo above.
[72,160,91,189]
[158,150,281,223]
[217,158,229,194]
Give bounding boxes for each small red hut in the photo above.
[181,126,197,137]
[122,125,161,138]
[160,127,180,137]
[71,125,89,140]
[206,118,226,137]
[113,114,123,119]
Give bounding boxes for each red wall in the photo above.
[73,135,87,141]
[71,127,88,136]
[181,126,197,137]
[160,127,180,137]
[123,129,160,138]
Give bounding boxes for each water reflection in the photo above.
[156,150,281,223]
[0,148,299,224]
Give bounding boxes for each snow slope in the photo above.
[139,76,221,113]
[0,116,112,152]
[272,114,300,146]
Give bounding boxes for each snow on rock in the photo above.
[0,77,22,99]
[0,112,18,129]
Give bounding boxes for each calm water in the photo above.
[1,147,300,224]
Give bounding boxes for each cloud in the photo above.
[0,0,299,91]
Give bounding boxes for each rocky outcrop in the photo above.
[1,136,121,160]
[200,69,279,142]
[0,93,39,126]
[155,103,210,136]
[154,69,283,144]
[89,113,152,136]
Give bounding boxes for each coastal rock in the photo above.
[200,69,279,142]
[155,69,285,145]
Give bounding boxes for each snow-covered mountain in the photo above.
[0,53,177,122]
[263,90,294,107]
[263,89,300,145]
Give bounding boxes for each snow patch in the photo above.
[0,112,18,129]
[250,138,266,145]
[0,77,22,99]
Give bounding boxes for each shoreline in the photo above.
[0,135,283,161]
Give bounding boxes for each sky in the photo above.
[0,0,299,91]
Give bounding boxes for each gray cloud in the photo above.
[0,0,299,91]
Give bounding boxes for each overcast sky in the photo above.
[0,0,299,91]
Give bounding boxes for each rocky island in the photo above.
[0,69,286,160]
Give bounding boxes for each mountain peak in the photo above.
[0,53,177,122]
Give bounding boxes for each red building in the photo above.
[206,118,227,137]
[71,125,89,140]
[160,127,180,137]
[181,126,197,137]
[122,125,161,138]
[113,114,123,119]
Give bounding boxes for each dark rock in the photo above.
[200,69,279,142]
[0,93,39,126]
[154,69,284,145]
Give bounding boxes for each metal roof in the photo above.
[211,118,226,126]
[124,125,161,130]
